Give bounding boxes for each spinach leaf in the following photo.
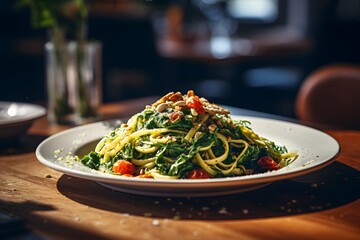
[211,141,225,158]
[167,153,194,177]
[81,151,100,170]
[154,144,171,175]
[121,142,134,159]
[193,132,216,149]
[266,141,288,154]
[144,112,167,129]
[238,145,262,169]
[165,117,192,131]
[167,133,217,177]
[165,141,187,156]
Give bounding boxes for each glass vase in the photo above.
[45,41,102,125]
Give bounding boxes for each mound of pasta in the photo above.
[80,91,298,179]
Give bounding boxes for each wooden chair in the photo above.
[295,64,360,130]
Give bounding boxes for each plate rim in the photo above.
[35,116,340,192]
[0,101,46,126]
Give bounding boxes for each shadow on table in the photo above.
[0,133,48,155]
[57,161,360,220]
[0,200,110,239]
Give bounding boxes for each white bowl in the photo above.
[0,102,46,141]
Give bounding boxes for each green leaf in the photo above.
[165,141,187,156]
[193,132,216,149]
[167,154,194,177]
[121,142,134,159]
[81,151,100,170]
[238,145,262,169]
[15,0,88,38]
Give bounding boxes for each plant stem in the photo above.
[50,26,73,121]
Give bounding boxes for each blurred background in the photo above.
[1,0,359,118]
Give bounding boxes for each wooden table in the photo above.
[1,98,359,240]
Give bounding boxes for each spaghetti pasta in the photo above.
[80,91,298,179]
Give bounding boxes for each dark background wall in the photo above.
[1,0,359,118]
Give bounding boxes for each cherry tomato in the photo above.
[187,169,210,179]
[187,96,205,114]
[257,156,279,170]
[112,160,135,175]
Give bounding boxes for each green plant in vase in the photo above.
[17,0,98,124]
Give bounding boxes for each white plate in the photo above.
[0,102,46,141]
[35,116,340,197]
